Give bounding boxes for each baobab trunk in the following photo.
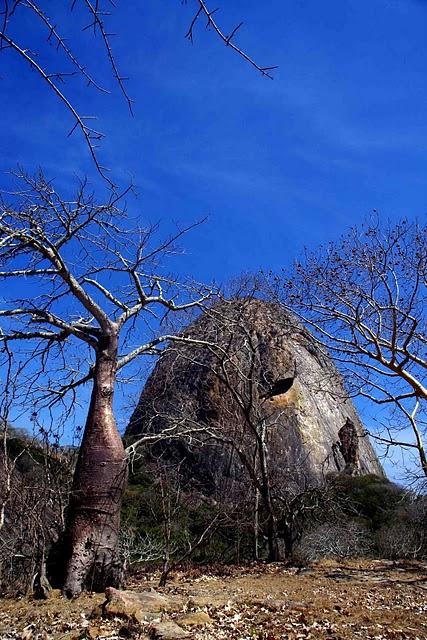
[63,334,127,598]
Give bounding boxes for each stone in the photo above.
[337,418,360,475]
[90,604,104,619]
[177,611,213,626]
[103,588,182,623]
[33,572,52,600]
[149,621,191,639]
[249,598,288,611]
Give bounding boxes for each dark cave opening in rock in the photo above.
[260,376,295,400]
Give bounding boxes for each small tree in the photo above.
[0,170,213,596]
[0,348,74,595]
[135,302,286,561]
[295,521,374,563]
[128,296,352,562]
[271,219,427,480]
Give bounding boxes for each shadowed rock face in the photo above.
[127,298,384,491]
[337,418,360,475]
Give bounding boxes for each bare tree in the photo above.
[128,303,284,561]
[200,322,284,561]
[0,345,22,535]
[295,520,374,563]
[128,296,341,562]
[271,219,427,480]
[0,2,275,185]
[0,169,215,597]
[118,526,166,581]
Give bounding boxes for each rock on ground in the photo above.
[149,620,191,639]
[103,587,184,622]
[176,611,213,626]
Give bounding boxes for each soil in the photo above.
[0,560,426,640]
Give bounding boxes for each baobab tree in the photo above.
[271,218,427,481]
[0,170,214,597]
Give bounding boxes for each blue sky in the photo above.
[1,0,427,482]
[2,0,427,282]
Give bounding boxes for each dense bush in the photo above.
[375,494,427,560]
[294,521,374,563]
[290,475,427,563]
[376,522,425,560]
[0,430,74,595]
[328,474,405,530]
[121,455,255,582]
[120,467,427,572]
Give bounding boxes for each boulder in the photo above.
[176,611,213,626]
[103,588,183,623]
[127,298,383,492]
[149,621,191,639]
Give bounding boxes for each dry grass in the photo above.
[0,560,426,639]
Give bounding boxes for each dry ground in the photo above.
[0,560,426,640]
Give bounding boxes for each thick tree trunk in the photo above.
[63,334,127,598]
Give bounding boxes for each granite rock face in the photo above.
[127,298,383,491]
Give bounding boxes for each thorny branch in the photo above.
[0,1,276,184]
[185,0,277,78]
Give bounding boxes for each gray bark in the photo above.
[63,334,127,598]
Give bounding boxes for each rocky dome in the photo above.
[127,298,383,491]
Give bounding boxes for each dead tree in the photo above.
[129,299,297,562]
[0,170,215,597]
[182,301,337,562]
[203,324,284,562]
[273,218,427,480]
[128,294,383,561]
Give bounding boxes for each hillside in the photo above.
[128,298,383,486]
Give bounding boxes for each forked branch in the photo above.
[186,0,277,78]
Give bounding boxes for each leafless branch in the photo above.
[185,0,278,78]
[272,217,427,478]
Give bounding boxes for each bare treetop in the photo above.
[0,170,213,410]
[272,218,427,481]
[185,0,278,79]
